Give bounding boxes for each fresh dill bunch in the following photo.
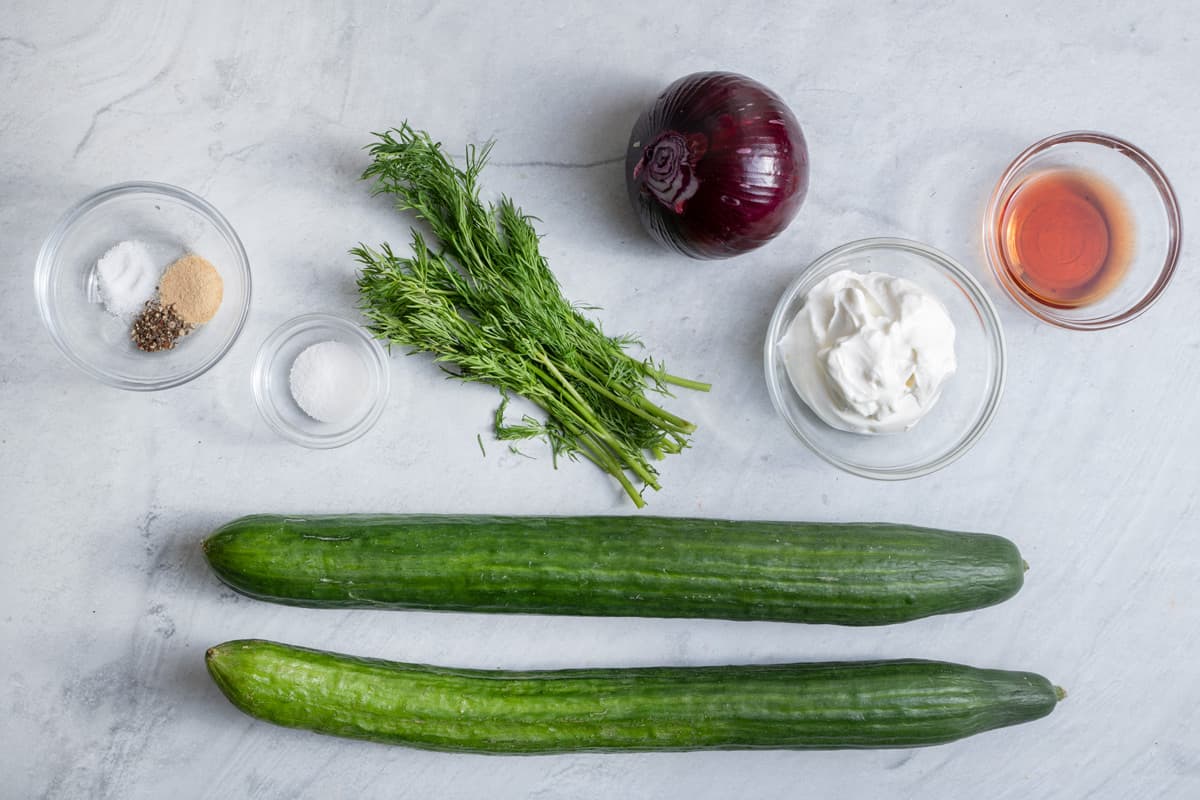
[354,123,710,507]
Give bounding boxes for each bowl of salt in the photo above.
[252,313,390,448]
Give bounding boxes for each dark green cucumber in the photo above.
[204,515,1025,625]
[206,639,1062,753]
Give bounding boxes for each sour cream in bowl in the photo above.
[779,270,957,435]
[763,238,1005,480]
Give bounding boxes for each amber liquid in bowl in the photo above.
[997,169,1133,308]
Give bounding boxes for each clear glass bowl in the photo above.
[983,131,1181,330]
[35,181,251,390]
[764,238,1006,480]
[252,313,390,449]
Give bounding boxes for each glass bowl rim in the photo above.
[251,312,391,450]
[34,180,253,391]
[981,130,1182,331]
[763,236,1008,480]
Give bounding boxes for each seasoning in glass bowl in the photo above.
[123,253,224,354]
[95,240,158,317]
[159,253,224,324]
[131,301,193,352]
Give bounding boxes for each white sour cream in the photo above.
[779,270,957,434]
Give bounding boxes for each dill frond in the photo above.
[355,124,710,507]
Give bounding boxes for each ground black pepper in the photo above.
[131,300,193,352]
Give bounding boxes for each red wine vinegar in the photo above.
[997,169,1133,308]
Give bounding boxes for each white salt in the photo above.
[95,240,159,317]
[289,340,370,424]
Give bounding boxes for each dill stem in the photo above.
[563,363,694,436]
[533,356,661,491]
[624,353,712,392]
[633,396,695,434]
[524,392,646,508]
[574,353,698,431]
[578,432,645,508]
[660,435,686,454]
[657,372,712,392]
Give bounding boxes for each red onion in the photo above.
[625,72,809,259]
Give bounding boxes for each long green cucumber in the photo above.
[203,515,1025,625]
[206,639,1062,753]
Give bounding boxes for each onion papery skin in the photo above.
[626,72,809,260]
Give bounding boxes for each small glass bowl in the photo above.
[983,131,1181,330]
[764,238,1006,480]
[252,313,390,449]
[35,182,251,390]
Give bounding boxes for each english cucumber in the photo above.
[206,639,1062,753]
[204,514,1025,625]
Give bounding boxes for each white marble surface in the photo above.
[2,2,1198,797]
